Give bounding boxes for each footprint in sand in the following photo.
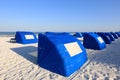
[49,73,58,79]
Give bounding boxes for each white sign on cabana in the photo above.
[64,42,83,57]
[97,37,104,43]
[25,35,35,39]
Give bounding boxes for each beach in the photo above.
[0,36,120,80]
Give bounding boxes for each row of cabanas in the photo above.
[74,32,120,49]
[13,31,120,77]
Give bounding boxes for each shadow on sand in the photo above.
[91,39,120,68]
[11,46,38,64]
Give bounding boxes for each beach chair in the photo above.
[10,38,16,43]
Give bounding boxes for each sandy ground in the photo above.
[0,36,120,80]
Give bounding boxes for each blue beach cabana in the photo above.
[117,32,120,37]
[73,32,83,38]
[15,31,38,44]
[114,32,119,38]
[110,32,118,39]
[37,32,88,76]
[45,32,70,35]
[73,32,84,43]
[115,32,120,37]
[97,33,112,44]
[83,33,106,50]
[105,33,115,41]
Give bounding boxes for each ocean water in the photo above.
[0,32,74,37]
[0,32,40,37]
[0,32,16,36]
[0,32,16,35]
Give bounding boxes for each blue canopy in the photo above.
[115,32,120,37]
[73,32,83,38]
[15,31,38,44]
[110,32,118,39]
[83,33,106,50]
[45,32,70,35]
[105,32,115,41]
[97,33,112,44]
[37,32,88,76]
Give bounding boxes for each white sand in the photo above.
[0,36,120,80]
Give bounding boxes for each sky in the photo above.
[0,0,120,32]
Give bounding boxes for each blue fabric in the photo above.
[97,33,112,44]
[83,33,106,50]
[114,32,119,38]
[15,31,38,44]
[45,32,70,35]
[115,32,120,37]
[37,33,88,77]
[110,32,118,39]
[105,33,115,41]
[74,32,83,38]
